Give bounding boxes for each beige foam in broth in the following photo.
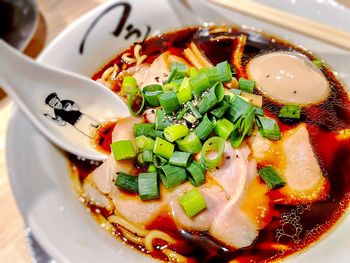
[247,52,330,105]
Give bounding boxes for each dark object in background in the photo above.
[0,0,38,50]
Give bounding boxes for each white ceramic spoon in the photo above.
[0,40,129,161]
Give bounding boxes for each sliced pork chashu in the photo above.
[248,124,328,203]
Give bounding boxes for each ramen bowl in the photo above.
[6,0,350,262]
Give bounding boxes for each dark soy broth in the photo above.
[69,27,350,262]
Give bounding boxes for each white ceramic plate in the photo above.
[6,0,350,262]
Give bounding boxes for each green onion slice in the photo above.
[187,161,205,187]
[211,100,230,119]
[214,118,234,140]
[200,67,219,85]
[159,91,181,114]
[135,136,155,152]
[176,107,189,120]
[256,116,281,140]
[164,124,189,142]
[178,188,207,218]
[177,77,193,105]
[238,78,255,93]
[153,154,168,168]
[195,114,216,140]
[226,95,253,123]
[163,82,180,93]
[115,172,139,193]
[128,88,145,116]
[258,166,286,189]
[134,123,155,137]
[160,164,187,189]
[279,105,301,119]
[138,172,159,200]
[216,61,233,83]
[176,132,202,153]
[200,137,225,171]
[153,137,174,159]
[197,82,224,115]
[122,76,137,94]
[169,151,192,167]
[190,72,211,97]
[155,109,172,131]
[111,140,136,160]
[147,164,157,172]
[142,84,163,106]
[188,67,199,78]
[312,59,323,68]
[187,101,202,119]
[142,149,153,163]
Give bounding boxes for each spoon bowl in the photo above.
[0,40,129,160]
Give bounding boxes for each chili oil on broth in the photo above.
[66,26,350,263]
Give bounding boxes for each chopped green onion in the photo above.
[177,132,202,153]
[122,76,137,94]
[128,88,145,116]
[226,95,252,123]
[198,82,225,114]
[279,105,301,119]
[230,105,255,148]
[195,114,216,140]
[115,172,138,193]
[171,78,184,86]
[153,154,168,168]
[160,164,187,189]
[230,127,245,149]
[238,78,255,93]
[153,137,174,159]
[200,67,219,85]
[164,124,189,142]
[187,102,202,119]
[259,166,286,189]
[147,164,157,172]
[137,153,144,164]
[256,116,281,140]
[111,140,136,160]
[169,151,192,167]
[190,72,211,97]
[255,107,264,116]
[142,84,163,106]
[176,107,189,120]
[312,59,323,68]
[200,137,225,171]
[155,109,172,131]
[169,62,187,81]
[178,188,207,218]
[166,67,183,84]
[197,88,217,114]
[230,89,242,96]
[147,129,164,139]
[138,172,159,200]
[214,118,234,140]
[159,91,180,114]
[142,150,153,163]
[186,161,205,187]
[134,123,155,137]
[177,77,193,104]
[135,136,155,152]
[211,100,230,119]
[216,61,232,83]
[189,67,199,78]
[163,82,180,93]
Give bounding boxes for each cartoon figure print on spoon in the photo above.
[0,40,129,161]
